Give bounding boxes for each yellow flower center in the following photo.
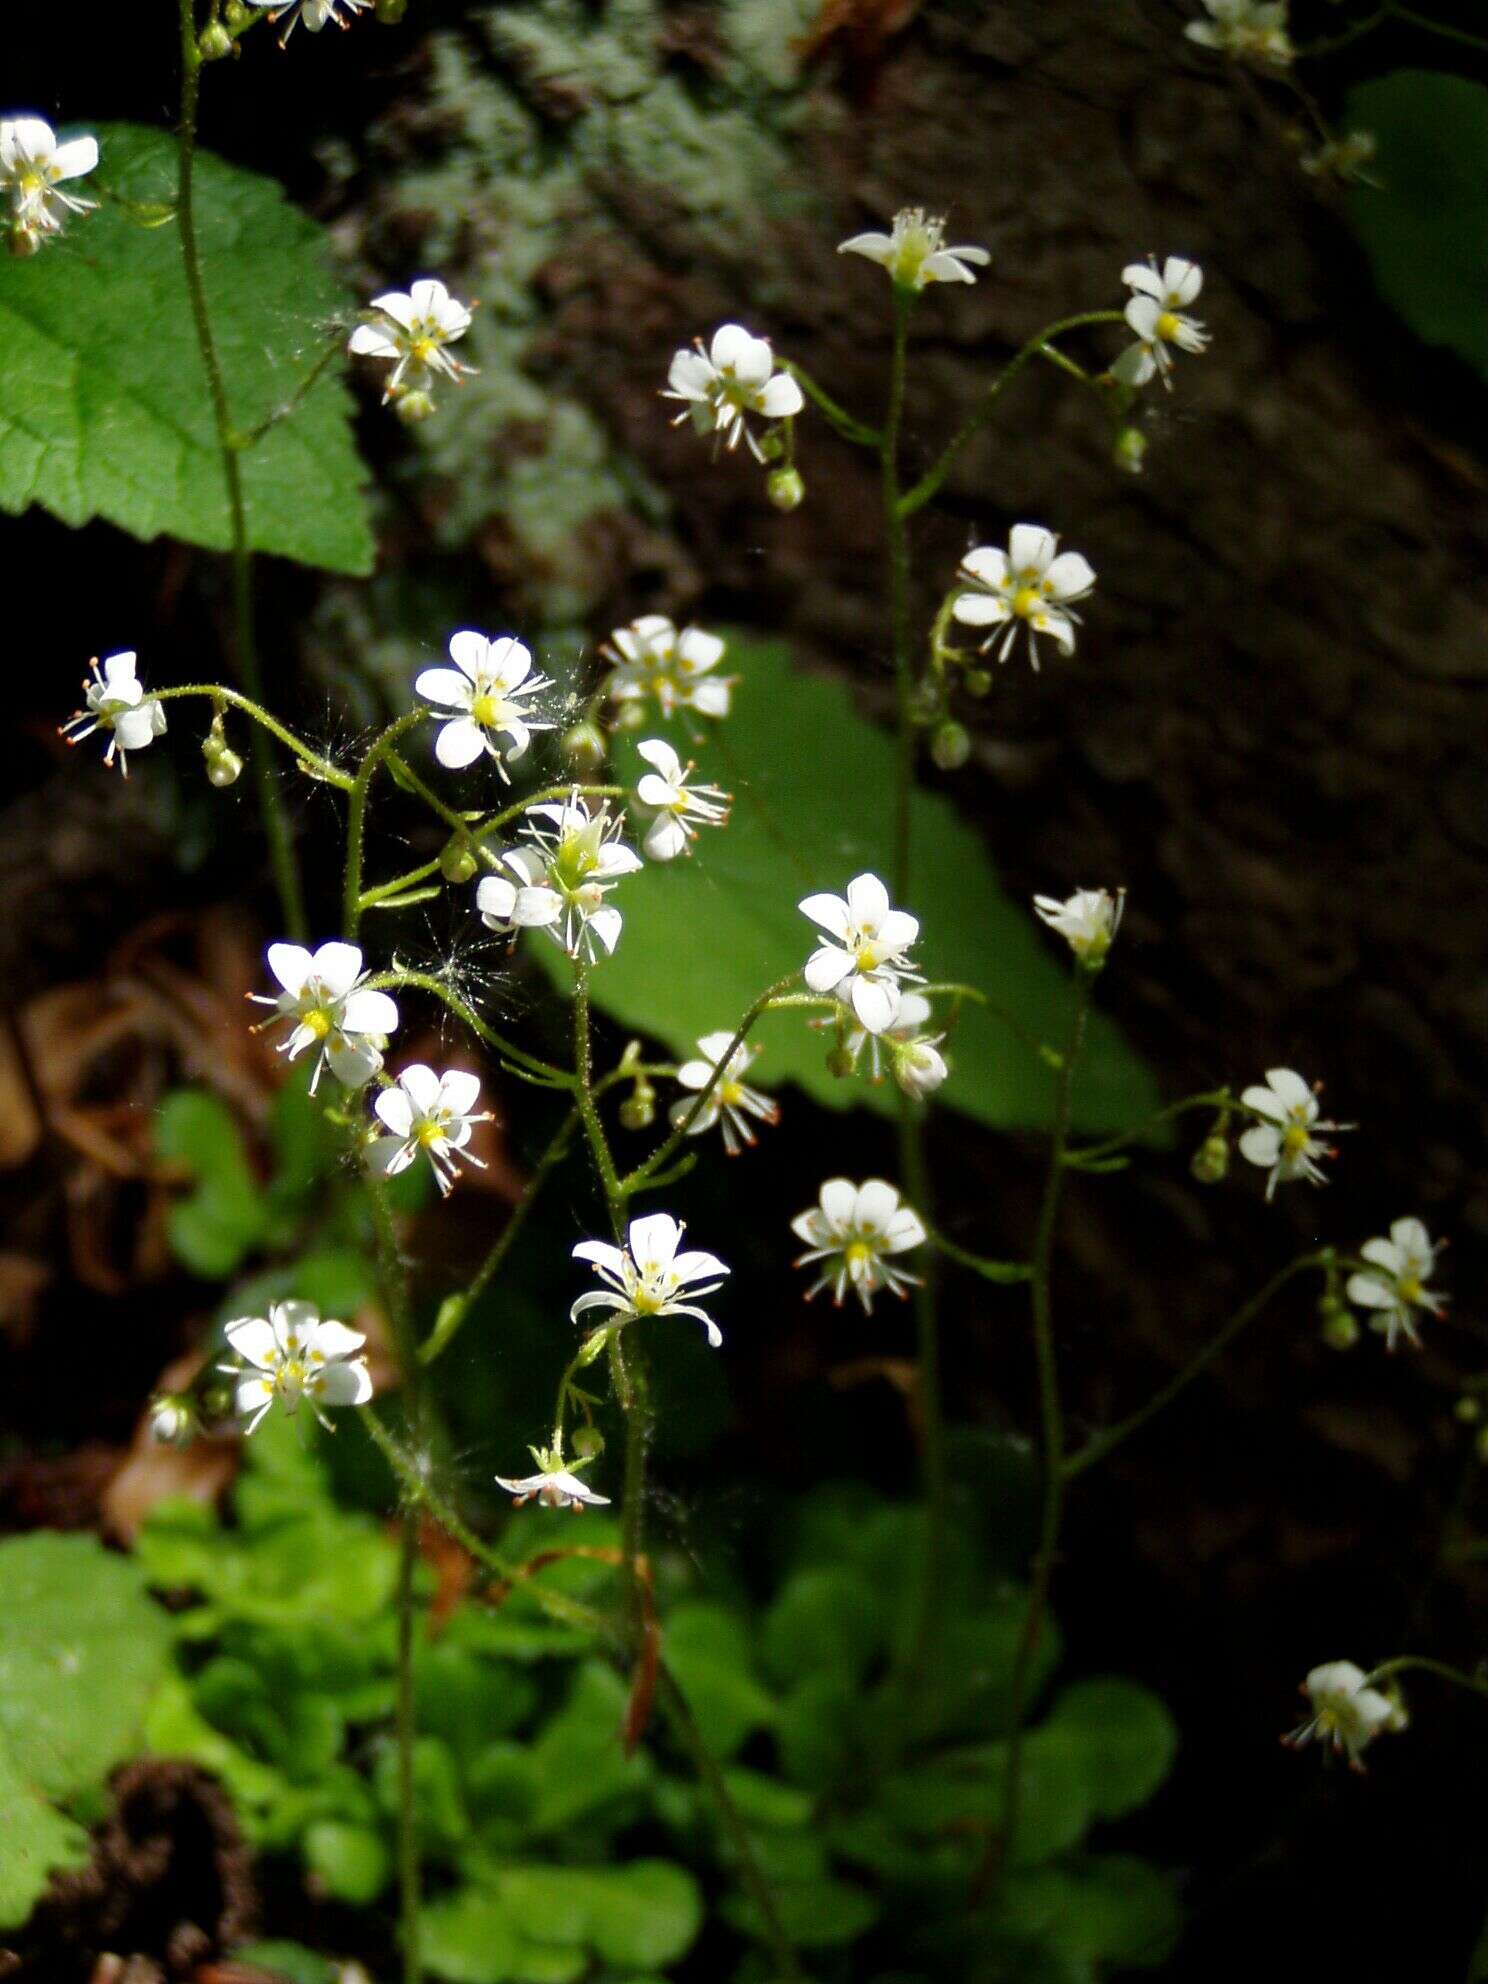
[631,1282,666,1315]
[1398,1274,1421,1306]
[844,1239,875,1269]
[1011,585,1044,620]
[720,1079,745,1107]
[1281,1123,1312,1159]
[416,1117,447,1148]
[1155,311,1182,341]
[18,170,42,196]
[410,333,439,363]
[303,1006,334,1039]
[471,692,504,728]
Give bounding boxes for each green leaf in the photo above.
[142,1674,293,1836]
[760,1567,885,1688]
[526,1664,651,1835]
[560,640,1154,1132]
[0,124,372,574]
[581,1861,702,1970]
[0,1738,91,1931]
[228,1945,337,1984]
[663,1602,775,1758]
[303,1817,390,1905]
[998,1855,1181,1969]
[1346,73,1488,382]
[722,1871,878,1950]
[1041,1678,1177,1822]
[0,1532,171,1802]
[155,1088,267,1279]
[423,1886,522,1984]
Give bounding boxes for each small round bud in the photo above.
[1190,1133,1229,1184]
[1455,1395,1482,1425]
[224,0,250,23]
[826,1045,855,1079]
[619,1087,655,1132]
[1113,426,1147,476]
[930,720,971,771]
[1317,1295,1359,1352]
[571,1424,604,1460]
[207,747,244,788]
[440,840,478,884]
[149,1395,197,1448]
[200,1380,236,1422]
[375,0,407,18]
[964,668,993,698]
[766,466,805,512]
[561,719,607,774]
[198,21,233,58]
[395,388,436,426]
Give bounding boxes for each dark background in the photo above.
[4,1,1488,1977]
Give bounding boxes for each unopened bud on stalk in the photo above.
[202,715,243,787]
[395,388,436,426]
[561,718,607,774]
[964,668,992,698]
[1317,1294,1358,1351]
[375,0,407,20]
[440,839,478,884]
[1190,1131,1229,1184]
[571,1424,604,1460]
[619,1081,656,1131]
[1113,426,1147,476]
[149,1395,197,1447]
[930,720,971,771]
[224,0,250,24]
[766,466,805,512]
[198,23,233,59]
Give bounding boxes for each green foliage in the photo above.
[561,640,1155,1133]
[136,1439,1176,1979]
[0,124,372,574]
[1346,72,1488,381]
[155,1089,269,1278]
[0,1533,173,1928]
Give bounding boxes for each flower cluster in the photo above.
[800,873,921,1036]
[348,278,475,421]
[477,793,642,961]
[0,116,97,255]
[250,941,399,1093]
[602,616,735,724]
[220,1300,373,1435]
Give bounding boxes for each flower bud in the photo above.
[571,1424,604,1460]
[395,388,436,426]
[1190,1132,1229,1184]
[561,719,607,774]
[766,466,805,512]
[964,668,992,698]
[576,1327,612,1367]
[930,721,971,771]
[1317,1295,1358,1352]
[375,0,407,18]
[894,1036,948,1099]
[224,0,250,23]
[207,748,244,788]
[1113,426,1147,476]
[1455,1395,1481,1424]
[198,22,234,59]
[149,1395,197,1447]
[440,839,478,884]
[619,1084,655,1131]
[826,1045,855,1079]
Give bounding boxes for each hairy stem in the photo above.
[175,5,306,939]
[394,1513,421,1984]
[343,711,428,940]
[154,685,353,788]
[367,968,573,1087]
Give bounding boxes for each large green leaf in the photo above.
[1346,72,1488,381]
[562,641,1154,1132]
[0,1740,91,1931]
[0,1532,171,1802]
[0,123,372,573]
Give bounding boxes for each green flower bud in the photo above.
[1113,426,1147,476]
[198,22,234,59]
[1455,1395,1482,1425]
[826,1045,855,1079]
[395,388,436,426]
[964,668,993,698]
[207,747,244,788]
[619,1085,655,1131]
[224,0,250,24]
[575,1327,612,1367]
[375,0,407,19]
[440,840,479,884]
[930,720,971,771]
[766,466,805,512]
[561,719,607,774]
[571,1424,604,1460]
[1318,1295,1359,1352]
[1190,1132,1229,1184]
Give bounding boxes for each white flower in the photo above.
[415,631,554,776]
[1114,257,1210,389]
[635,739,730,860]
[837,207,990,290]
[245,0,372,45]
[664,323,804,463]
[1033,887,1125,968]
[893,1031,949,1100]
[368,1064,488,1196]
[670,1031,780,1154]
[0,117,98,245]
[249,941,399,1094]
[952,525,1096,669]
[1284,1661,1403,1770]
[475,793,642,961]
[1347,1217,1446,1352]
[602,616,735,721]
[827,989,948,1098]
[148,1396,197,1448]
[1238,1068,1352,1200]
[1301,131,1377,184]
[570,1212,729,1347]
[791,1178,926,1314]
[219,1299,373,1435]
[347,278,474,406]
[800,872,920,1036]
[59,652,166,776]
[1184,0,1293,66]
[495,1445,610,1510]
